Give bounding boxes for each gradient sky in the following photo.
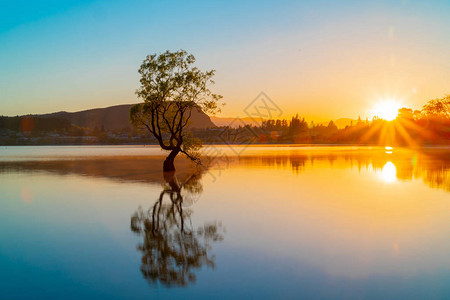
[1,0,449,121]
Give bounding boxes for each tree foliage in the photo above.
[422,95,450,119]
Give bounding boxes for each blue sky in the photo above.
[1,0,449,120]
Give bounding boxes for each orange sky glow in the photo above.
[0,1,449,122]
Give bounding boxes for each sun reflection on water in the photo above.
[380,161,397,183]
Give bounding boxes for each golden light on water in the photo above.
[380,161,397,183]
[371,99,402,121]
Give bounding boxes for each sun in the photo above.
[371,99,402,121]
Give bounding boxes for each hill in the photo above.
[318,118,360,129]
[334,118,359,129]
[39,104,216,130]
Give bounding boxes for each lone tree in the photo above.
[130,50,222,172]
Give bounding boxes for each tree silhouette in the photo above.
[422,95,450,119]
[130,50,223,172]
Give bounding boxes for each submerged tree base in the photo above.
[163,158,175,172]
[163,149,180,172]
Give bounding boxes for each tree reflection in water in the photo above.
[130,171,223,287]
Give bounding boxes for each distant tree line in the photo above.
[210,95,450,146]
[0,116,71,133]
[0,115,157,145]
[1,95,449,146]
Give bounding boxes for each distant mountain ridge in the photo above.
[209,116,263,128]
[8,103,359,131]
[319,118,360,129]
[38,104,216,130]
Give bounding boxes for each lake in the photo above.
[0,145,449,299]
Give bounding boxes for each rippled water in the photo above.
[0,146,449,299]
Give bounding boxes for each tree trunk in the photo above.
[163,148,180,172]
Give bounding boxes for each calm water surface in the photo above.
[0,146,449,299]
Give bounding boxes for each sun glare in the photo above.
[371,99,402,121]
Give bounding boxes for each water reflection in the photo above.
[1,148,448,192]
[0,156,196,185]
[130,171,223,287]
[0,146,449,298]
[236,149,450,192]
